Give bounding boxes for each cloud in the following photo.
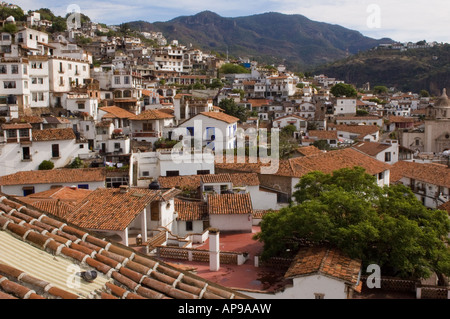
[11,0,450,42]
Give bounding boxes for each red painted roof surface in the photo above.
[159,226,291,293]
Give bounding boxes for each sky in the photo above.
[12,0,450,43]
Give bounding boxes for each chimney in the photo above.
[119,185,129,193]
[208,228,220,272]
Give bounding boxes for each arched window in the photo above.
[114,90,122,99]
[123,90,132,98]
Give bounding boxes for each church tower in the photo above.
[424,88,450,153]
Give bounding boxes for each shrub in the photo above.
[39,160,54,170]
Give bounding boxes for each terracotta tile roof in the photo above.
[284,246,361,285]
[199,112,239,124]
[0,168,106,186]
[130,109,174,120]
[201,174,232,184]
[229,173,260,187]
[247,99,271,107]
[207,193,253,215]
[18,198,75,219]
[11,116,44,124]
[32,128,76,141]
[386,116,416,124]
[27,185,91,203]
[296,146,323,157]
[308,130,338,140]
[0,193,249,299]
[1,123,32,130]
[390,161,450,188]
[332,125,379,136]
[100,106,136,119]
[158,175,202,191]
[67,187,161,231]
[288,148,390,177]
[216,148,390,178]
[175,199,208,221]
[352,141,391,157]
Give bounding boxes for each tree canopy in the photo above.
[330,83,358,98]
[219,63,250,75]
[218,98,248,122]
[254,167,450,281]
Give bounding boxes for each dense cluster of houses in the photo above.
[0,9,449,300]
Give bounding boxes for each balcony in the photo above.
[132,131,160,138]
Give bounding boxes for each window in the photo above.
[2,34,10,41]
[51,144,60,158]
[378,172,384,180]
[186,221,193,231]
[142,171,150,177]
[114,143,120,149]
[204,186,214,192]
[11,65,18,74]
[197,170,210,175]
[22,186,35,196]
[385,152,391,162]
[7,130,17,138]
[78,103,85,110]
[314,293,325,299]
[22,147,30,160]
[166,170,180,177]
[114,76,120,85]
[19,129,29,138]
[78,184,89,189]
[124,76,130,85]
[143,123,153,131]
[4,81,16,89]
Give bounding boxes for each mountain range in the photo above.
[127,11,394,69]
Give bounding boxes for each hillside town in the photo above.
[0,4,449,301]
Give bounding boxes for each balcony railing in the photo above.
[133,131,160,138]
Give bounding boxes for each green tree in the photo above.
[255,167,450,281]
[420,90,430,97]
[209,78,224,89]
[2,23,17,34]
[67,157,84,169]
[312,139,331,151]
[218,98,247,122]
[330,83,358,98]
[39,160,54,170]
[373,85,389,95]
[219,63,250,74]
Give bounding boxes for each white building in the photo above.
[0,168,106,196]
[177,112,239,152]
[353,140,400,165]
[0,125,89,176]
[245,246,362,299]
[48,57,90,93]
[335,98,357,115]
